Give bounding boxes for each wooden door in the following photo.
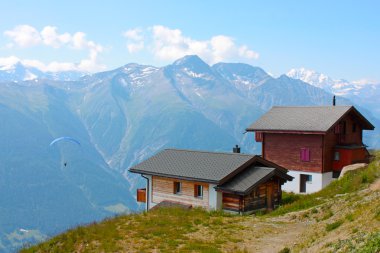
[266,183,274,210]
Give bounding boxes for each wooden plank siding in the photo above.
[222,178,281,212]
[152,176,209,209]
[263,133,323,173]
[324,112,366,172]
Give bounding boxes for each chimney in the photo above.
[233,145,241,153]
[333,95,336,106]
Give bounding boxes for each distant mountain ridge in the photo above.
[0,61,87,82]
[0,55,379,252]
[286,68,380,116]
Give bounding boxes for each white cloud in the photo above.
[4,25,41,48]
[352,79,380,86]
[40,26,71,48]
[123,28,145,53]
[123,28,143,41]
[127,42,144,53]
[2,25,105,72]
[123,25,259,64]
[0,56,20,67]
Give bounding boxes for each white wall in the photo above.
[282,170,334,194]
[142,174,157,210]
[208,184,222,210]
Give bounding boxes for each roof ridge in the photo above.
[164,148,256,157]
[272,105,353,108]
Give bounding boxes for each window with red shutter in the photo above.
[300,148,310,162]
[255,132,263,142]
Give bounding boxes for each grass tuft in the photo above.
[326,220,344,232]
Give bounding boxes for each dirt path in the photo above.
[370,177,380,191]
[244,221,307,253]
[232,215,309,253]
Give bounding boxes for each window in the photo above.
[334,124,340,134]
[194,184,203,198]
[174,182,182,194]
[342,121,347,134]
[305,175,312,182]
[255,132,263,142]
[334,151,340,161]
[352,123,357,133]
[300,148,310,162]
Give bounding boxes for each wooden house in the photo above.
[246,105,374,193]
[129,149,293,213]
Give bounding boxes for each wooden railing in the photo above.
[137,188,146,203]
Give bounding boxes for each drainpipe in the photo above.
[141,175,149,211]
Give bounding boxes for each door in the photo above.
[300,174,307,193]
[266,183,274,210]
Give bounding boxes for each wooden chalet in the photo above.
[129,149,293,213]
[246,105,374,193]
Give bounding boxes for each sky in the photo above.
[0,0,379,82]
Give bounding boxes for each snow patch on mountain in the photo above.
[286,68,380,96]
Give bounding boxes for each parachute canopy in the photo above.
[50,137,81,146]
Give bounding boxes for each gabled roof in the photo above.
[215,166,293,195]
[129,148,292,185]
[129,149,255,183]
[246,106,374,132]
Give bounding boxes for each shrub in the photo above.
[326,220,343,232]
[278,247,291,253]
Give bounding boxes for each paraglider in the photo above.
[50,136,81,167]
[50,137,81,147]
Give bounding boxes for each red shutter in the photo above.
[255,132,263,142]
[300,148,305,161]
[300,148,310,162]
[305,148,310,161]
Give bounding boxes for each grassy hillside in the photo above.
[22,153,380,253]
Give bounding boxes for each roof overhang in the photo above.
[334,106,374,131]
[218,155,290,185]
[245,129,326,135]
[129,169,219,184]
[215,169,293,195]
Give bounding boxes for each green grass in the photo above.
[22,152,380,253]
[20,207,243,253]
[326,220,344,232]
[331,232,380,253]
[270,152,380,216]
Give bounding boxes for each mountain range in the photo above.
[0,55,379,252]
[287,68,380,116]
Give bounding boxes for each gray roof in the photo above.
[216,166,275,194]
[129,149,254,183]
[246,106,353,132]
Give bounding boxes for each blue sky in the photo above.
[0,0,379,81]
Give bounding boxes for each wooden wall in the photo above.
[324,112,366,172]
[222,178,281,212]
[152,176,209,209]
[263,133,323,173]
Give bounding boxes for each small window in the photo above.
[174,182,182,194]
[334,124,340,134]
[194,184,203,198]
[342,121,347,134]
[255,132,263,142]
[300,148,310,162]
[352,123,357,133]
[334,151,340,161]
[306,175,312,182]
